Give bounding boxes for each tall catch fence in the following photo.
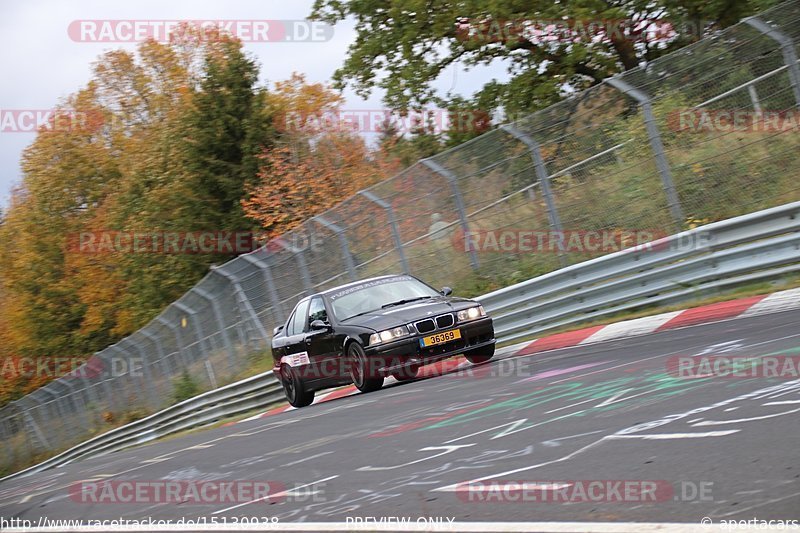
[3,0,800,473]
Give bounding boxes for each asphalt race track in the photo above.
[2,310,800,531]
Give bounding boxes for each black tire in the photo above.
[348,342,384,392]
[391,364,420,382]
[464,344,495,364]
[281,365,315,408]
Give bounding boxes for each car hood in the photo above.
[339,296,478,331]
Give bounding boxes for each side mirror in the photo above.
[440,286,453,296]
[273,325,284,336]
[310,319,331,330]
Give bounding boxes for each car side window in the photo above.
[287,300,310,336]
[307,297,328,329]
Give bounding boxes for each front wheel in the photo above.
[464,344,495,364]
[348,342,383,393]
[281,365,315,408]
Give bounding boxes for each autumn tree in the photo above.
[243,74,388,237]
[0,30,275,381]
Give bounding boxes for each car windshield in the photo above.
[329,277,440,321]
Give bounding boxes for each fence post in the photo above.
[274,237,313,294]
[211,267,271,348]
[192,287,237,371]
[606,77,684,229]
[142,329,173,377]
[13,398,50,452]
[312,216,358,281]
[157,316,191,370]
[78,364,99,406]
[59,379,90,433]
[358,189,410,274]
[499,124,567,267]
[420,158,479,271]
[174,301,220,388]
[745,17,800,108]
[128,337,159,409]
[110,344,149,412]
[240,254,286,325]
[94,350,120,413]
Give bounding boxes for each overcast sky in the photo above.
[0,0,508,208]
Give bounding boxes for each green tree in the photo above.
[311,0,784,117]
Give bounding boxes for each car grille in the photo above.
[415,313,454,334]
[436,313,454,329]
[415,319,436,334]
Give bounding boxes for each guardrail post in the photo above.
[606,77,684,229]
[359,189,410,274]
[745,17,800,108]
[420,159,480,271]
[240,254,286,325]
[211,268,271,348]
[499,124,567,267]
[192,288,236,372]
[156,317,191,371]
[312,216,358,281]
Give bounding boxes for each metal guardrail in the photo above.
[2,370,284,482]
[4,201,799,483]
[479,201,800,343]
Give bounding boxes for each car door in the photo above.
[279,298,312,371]
[303,296,340,382]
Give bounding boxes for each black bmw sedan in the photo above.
[271,274,495,407]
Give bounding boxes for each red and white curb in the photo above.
[513,287,800,357]
[234,288,800,423]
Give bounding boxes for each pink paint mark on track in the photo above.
[517,360,612,383]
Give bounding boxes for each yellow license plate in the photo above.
[420,328,461,347]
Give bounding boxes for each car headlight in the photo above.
[369,325,411,346]
[457,305,486,322]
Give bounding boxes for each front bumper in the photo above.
[364,316,495,374]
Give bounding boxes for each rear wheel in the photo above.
[348,342,383,392]
[281,365,315,408]
[391,364,420,382]
[464,344,495,364]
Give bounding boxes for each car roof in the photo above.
[318,274,411,297]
